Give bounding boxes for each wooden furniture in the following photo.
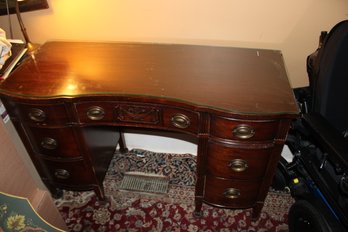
[0,41,298,219]
[0,114,67,231]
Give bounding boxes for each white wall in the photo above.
[1,0,347,154]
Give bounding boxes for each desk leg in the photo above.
[252,201,263,220]
[118,131,128,153]
[48,186,63,199]
[194,134,208,218]
[94,186,106,201]
[194,196,203,218]
[193,170,204,218]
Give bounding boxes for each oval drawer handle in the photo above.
[223,188,240,199]
[54,169,70,179]
[87,106,105,120]
[28,108,46,122]
[41,137,58,150]
[228,159,248,172]
[232,124,255,139]
[171,114,190,129]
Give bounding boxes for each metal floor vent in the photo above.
[119,172,169,194]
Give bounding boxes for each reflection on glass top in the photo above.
[0,42,299,115]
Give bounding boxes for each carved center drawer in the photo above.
[207,142,272,179]
[75,101,199,133]
[76,102,161,125]
[115,104,161,124]
[210,116,280,141]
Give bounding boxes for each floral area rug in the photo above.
[56,149,294,232]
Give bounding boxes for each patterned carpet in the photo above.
[56,149,294,232]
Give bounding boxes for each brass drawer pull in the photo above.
[228,159,248,172]
[28,108,46,122]
[87,106,105,120]
[232,124,255,139]
[41,137,58,150]
[223,188,240,199]
[54,169,70,179]
[171,113,190,129]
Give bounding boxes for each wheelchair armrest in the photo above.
[293,87,311,114]
[302,113,348,169]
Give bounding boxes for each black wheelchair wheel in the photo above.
[288,200,333,232]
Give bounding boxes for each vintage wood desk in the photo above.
[0,42,298,218]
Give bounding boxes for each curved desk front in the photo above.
[0,42,298,219]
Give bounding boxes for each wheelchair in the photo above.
[272,20,348,232]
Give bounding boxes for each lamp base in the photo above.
[26,42,40,54]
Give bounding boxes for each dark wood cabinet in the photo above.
[0,42,298,219]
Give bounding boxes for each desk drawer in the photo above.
[204,175,260,208]
[28,127,81,158]
[75,102,117,123]
[43,159,94,185]
[210,116,279,141]
[17,103,70,125]
[75,101,199,134]
[76,102,161,125]
[115,104,161,125]
[207,142,271,179]
[162,107,199,134]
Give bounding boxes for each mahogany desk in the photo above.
[0,42,298,218]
